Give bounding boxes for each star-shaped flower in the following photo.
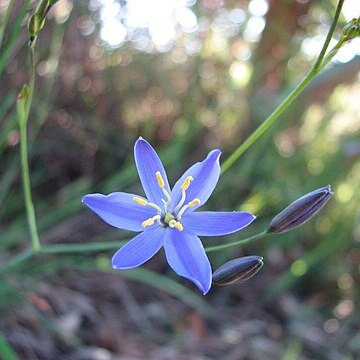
[82,138,255,294]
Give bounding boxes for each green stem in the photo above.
[312,0,344,71]
[26,45,36,115]
[221,0,345,174]
[0,0,15,49]
[18,45,40,252]
[205,230,270,253]
[19,121,40,252]
[40,241,125,254]
[0,241,125,275]
[320,41,343,69]
[0,247,33,274]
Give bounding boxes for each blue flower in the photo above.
[82,138,255,294]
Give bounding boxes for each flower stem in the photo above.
[205,230,269,253]
[39,241,125,254]
[18,44,41,252]
[0,241,126,275]
[221,0,345,174]
[19,122,40,252]
[0,247,33,274]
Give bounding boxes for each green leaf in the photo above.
[0,333,19,360]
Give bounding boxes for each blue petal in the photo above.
[163,230,212,294]
[112,227,165,269]
[170,150,221,213]
[182,211,256,236]
[82,192,157,232]
[134,137,171,206]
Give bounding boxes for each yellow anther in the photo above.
[177,198,201,219]
[181,176,193,191]
[156,171,165,188]
[188,198,200,208]
[133,196,162,213]
[142,219,154,227]
[133,196,148,206]
[142,215,161,227]
[175,222,183,231]
[169,219,183,231]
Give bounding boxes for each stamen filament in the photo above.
[161,198,168,213]
[142,215,161,227]
[177,198,200,219]
[174,176,193,213]
[133,196,162,214]
[162,187,172,206]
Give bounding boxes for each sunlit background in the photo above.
[99,0,359,61]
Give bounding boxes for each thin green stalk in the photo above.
[0,247,33,274]
[18,45,40,252]
[0,0,15,49]
[0,241,124,275]
[26,45,36,115]
[312,0,344,71]
[19,119,40,252]
[205,230,270,253]
[40,241,125,254]
[221,0,345,174]
[320,43,343,69]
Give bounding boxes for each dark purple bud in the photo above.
[212,256,264,285]
[268,185,334,234]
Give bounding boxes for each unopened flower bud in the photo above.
[28,0,57,43]
[268,185,334,234]
[28,13,41,41]
[36,0,50,17]
[212,256,264,285]
[340,17,360,43]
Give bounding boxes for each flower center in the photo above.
[133,171,200,231]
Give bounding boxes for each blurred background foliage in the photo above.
[0,0,359,359]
